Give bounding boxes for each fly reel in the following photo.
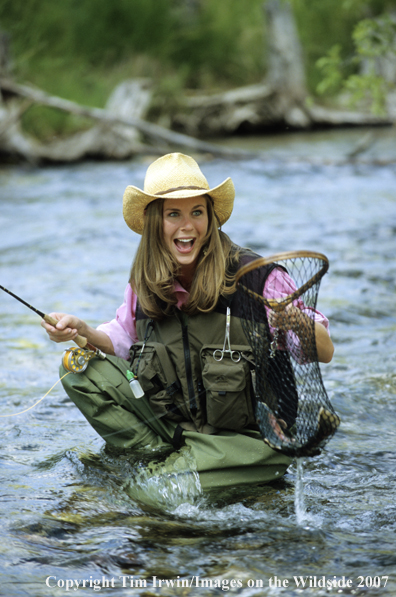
[62,347,97,373]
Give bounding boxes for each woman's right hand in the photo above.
[40,313,85,344]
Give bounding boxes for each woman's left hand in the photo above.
[268,304,334,363]
[268,303,305,332]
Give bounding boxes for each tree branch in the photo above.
[0,77,256,160]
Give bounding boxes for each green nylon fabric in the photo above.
[60,355,291,489]
[135,308,254,432]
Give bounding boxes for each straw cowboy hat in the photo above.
[123,153,235,234]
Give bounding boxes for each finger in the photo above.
[43,319,77,338]
[41,319,59,334]
[53,315,77,332]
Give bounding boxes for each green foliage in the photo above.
[316,10,396,115]
[344,73,390,114]
[1,0,394,137]
[21,105,93,141]
[291,0,361,91]
[316,45,345,96]
[2,0,383,96]
[169,0,265,87]
[0,0,268,138]
[0,0,175,68]
[0,0,265,89]
[353,13,396,57]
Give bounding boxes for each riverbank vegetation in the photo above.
[0,0,394,141]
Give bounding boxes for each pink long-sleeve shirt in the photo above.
[97,268,329,360]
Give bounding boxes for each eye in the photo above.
[167,211,180,217]
[192,209,203,216]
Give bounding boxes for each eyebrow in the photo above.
[164,203,206,212]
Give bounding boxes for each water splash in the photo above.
[123,446,203,510]
[295,458,323,527]
[295,458,306,524]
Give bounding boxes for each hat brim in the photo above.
[123,177,235,234]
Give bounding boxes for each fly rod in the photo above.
[0,284,106,373]
[0,284,88,347]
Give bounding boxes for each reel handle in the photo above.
[44,314,88,348]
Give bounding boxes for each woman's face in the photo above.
[162,196,209,276]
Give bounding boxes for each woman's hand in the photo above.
[40,313,85,344]
[268,303,305,332]
[40,312,115,355]
[268,304,334,363]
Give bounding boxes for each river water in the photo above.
[0,128,395,596]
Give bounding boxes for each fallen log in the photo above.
[37,79,156,162]
[0,77,256,162]
[306,103,392,127]
[0,98,32,139]
[0,97,43,163]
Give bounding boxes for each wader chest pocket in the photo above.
[129,342,184,420]
[201,345,255,431]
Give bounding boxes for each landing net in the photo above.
[236,251,340,457]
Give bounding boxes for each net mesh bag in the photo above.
[236,251,340,457]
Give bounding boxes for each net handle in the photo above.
[235,250,329,312]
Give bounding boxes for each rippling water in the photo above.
[1,129,396,596]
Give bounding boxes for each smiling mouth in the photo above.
[174,238,196,253]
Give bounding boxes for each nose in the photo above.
[180,214,193,230]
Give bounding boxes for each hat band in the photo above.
[154,185,208,196]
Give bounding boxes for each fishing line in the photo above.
[0,372,71,418]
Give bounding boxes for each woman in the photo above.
[42,153,334,489]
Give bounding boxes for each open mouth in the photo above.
[174,238,196,253]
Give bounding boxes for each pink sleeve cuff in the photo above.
[96,284,138,360]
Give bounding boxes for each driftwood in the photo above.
[0,97,41,163]
[35,78,155,162]
[0,77,255,162]
[0,78,153,163]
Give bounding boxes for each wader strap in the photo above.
[172,424,184,450]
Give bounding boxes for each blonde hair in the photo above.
[130,197,239,319]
